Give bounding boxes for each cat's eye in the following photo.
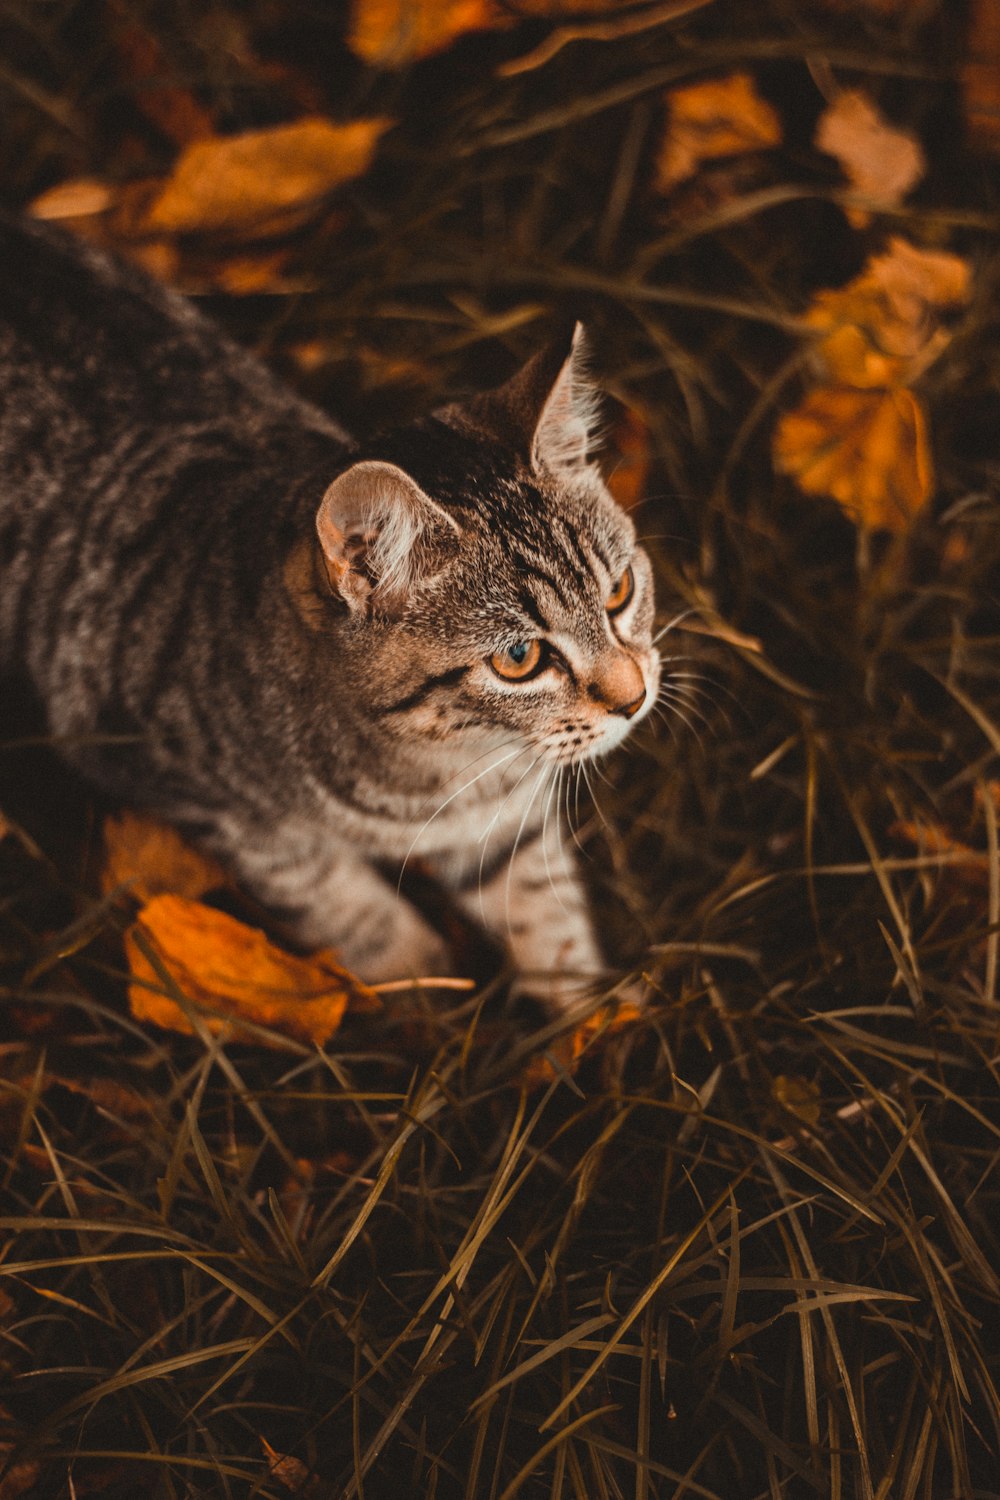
[606,566,635,615]
[490,639,543,681]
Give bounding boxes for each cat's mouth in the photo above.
[539,649,659,765]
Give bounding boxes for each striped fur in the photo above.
[0,215,659,1010]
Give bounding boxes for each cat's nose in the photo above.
[587,654,646,718]
[613,690,647,719]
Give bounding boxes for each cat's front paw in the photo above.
[340,907,455,988]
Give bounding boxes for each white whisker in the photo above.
[398,744,524,889]
[503,759,553,940]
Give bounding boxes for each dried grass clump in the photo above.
[3,0,1000,1495]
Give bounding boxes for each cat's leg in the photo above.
[228,829,452,983]
[450,827,604,1012]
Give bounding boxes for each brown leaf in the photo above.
[348,0,499,65]
[772,1074,821,1126]
[963,0,1000,153]
[143,116,391,236]
[804,238,971,388]
[125,894,378,1046]
[0,1405,39,1500]
[655,72,782,193]
[102,810,228,903]
[523,1002,643,1085]
[773,386,932,532]
[260,1437,323,1496]
[109,8,215,147]
[815,89,925,226]
[605,406,652,512]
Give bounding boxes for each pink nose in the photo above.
[587,654,647,718]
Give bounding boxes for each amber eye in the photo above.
[490,639,543,681]
[606,565,635,615]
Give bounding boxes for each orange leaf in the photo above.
[605,406,652,512]
[655,72,782,192]
[815,89,925,227]
[143,116,391,236]
[804,238,971,388]
[773,386,932,532]
[101,810,228,903]
[125,894,377,1046]
[260,1437,320,1495]
[348,0,499,65]
[523,1002,643,1085]
[890,819,989,887]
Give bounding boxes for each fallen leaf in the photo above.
[815,89,925,226]
[143,116,391,236]
[772,1073,821,1126]
[39,1070,153,1121]
[102,810,228,903]
[890,818,989,885]
[773,385,933,531]
[655,72,782,193]
[605,406,652,512]
[348,0,498,65]
[109,8,215,146]
[210,248,295,294]
[523,1002,643,1085]
[963,0,1000,153]
[125,894,377,1045]
[805,238,971,388]
[0,1405,39,1500]
[260,1437,322,1496]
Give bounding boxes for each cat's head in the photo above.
[313,324,659,767]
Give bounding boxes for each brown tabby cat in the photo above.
[0,213,659,1010]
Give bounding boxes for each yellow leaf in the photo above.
[773,386,932,532]
[655,72,782,192]
[143,116,391,236]
[804,237,971,388]
[102,810,228,903]
[348,0,499,65]
[772,1074,821,1126]
[815,89,925,227]
[125,894,377,1046]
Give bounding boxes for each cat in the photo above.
[0,212,660,1012]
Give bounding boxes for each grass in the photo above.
[3,0,1000,1495]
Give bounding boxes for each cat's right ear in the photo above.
[316,461,459,613]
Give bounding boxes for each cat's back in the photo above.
[0,211,346,447]
[0,212,349,689]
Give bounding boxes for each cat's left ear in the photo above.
[316,461,459,613]
[472,321,600,474]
